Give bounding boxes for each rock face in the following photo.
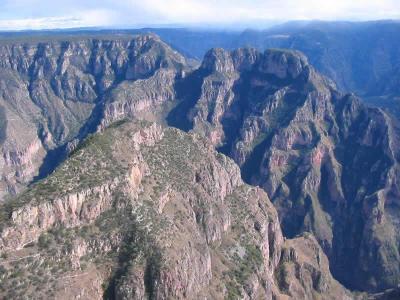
[0,34,188,201]
[130,22,400,101]
[0,121,350,299]
[277,233,351,299]
[120,23,400,118]
[1,33,400,296]
[167,47,400,292]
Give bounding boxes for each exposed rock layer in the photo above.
[0,34,399,295]
[167,47,400,292]
[0,121,351,299]
[0,34,188,200]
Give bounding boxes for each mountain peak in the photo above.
[258,48,309,79]
[201,47,235,73]
[200,46,310,80]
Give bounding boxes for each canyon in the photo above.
[0,32,399,298]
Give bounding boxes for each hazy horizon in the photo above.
[0,0,399,31]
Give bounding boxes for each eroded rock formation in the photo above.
[0,34,188,200]
[0,121,351,299]
[0,33,399,296]
[167,47,400,292]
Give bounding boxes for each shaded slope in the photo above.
[165,47,400,292]
[0,34,189,200]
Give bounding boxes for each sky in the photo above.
[0,0,399,30]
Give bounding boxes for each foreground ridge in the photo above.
[0,121,351,299]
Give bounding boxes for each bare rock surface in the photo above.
[1,33,399,296]
[0,121,350,299]
[0,34,188,201]
[168,47,400,292]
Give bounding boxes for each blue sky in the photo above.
[0,0,399,30]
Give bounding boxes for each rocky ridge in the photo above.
[166,47,400,292]
[0,121,351,299]
[0,33,399,296]
[0,34,188,200]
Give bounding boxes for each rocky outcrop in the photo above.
[100,68,178,129]
[1,137,46,197]
[0,178,121,251]
[1,33,399,296]
[0,122,165,251]
[168,47,400,292]
[140,22,400,109]
[276,233,352,300]
[0,34,188,201]
[0,67,47,198]
[0,121,350,299]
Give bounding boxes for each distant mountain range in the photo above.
[141,21,400,116]
[3,20,399,115]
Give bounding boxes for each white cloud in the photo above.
[130,0,400,23]
[0,16,83,30]
[0,9,116,30]
[0,0,399,30]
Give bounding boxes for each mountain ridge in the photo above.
[0,33,189,199]
[0,120,353,299]
[0,33,399,296]
[162,46,400,292]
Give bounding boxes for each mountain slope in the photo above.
[3,23,400,200]
[231,21,400,95]
[124,22,400,117]
[147,21,400,104]
[165,47,400,292]
[0,34,188,200]
[1,33,400,295]
[3,22,399,100]
[0,121,351,299]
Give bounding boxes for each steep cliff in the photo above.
[130,22,400,105]
[167,47,400,292]
[0,121,351,299]
[1,33,400,296]
[0,34,188,200]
